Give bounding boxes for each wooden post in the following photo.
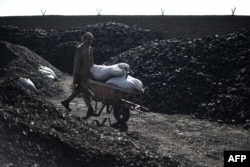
[231,7,236,16]
[161,8,165,16]
[96,9,102,16]
[41,10,46,16]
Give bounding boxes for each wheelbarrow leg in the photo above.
[106,104,113,114]
[92,100,106,116]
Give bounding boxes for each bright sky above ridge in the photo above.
[0,0,249,16]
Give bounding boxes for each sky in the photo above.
[0,0,249,16]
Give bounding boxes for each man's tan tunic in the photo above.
[73,43,93,83]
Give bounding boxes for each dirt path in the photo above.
[50,76,250,167]
[128,113,250,167]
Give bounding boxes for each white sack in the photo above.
[90,63,129,82]
[38,69,55,80]
[38,65,57,80]
[18,77,39,93]
[106,74,144,93]
[114,63,130,72]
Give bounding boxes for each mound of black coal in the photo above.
[0,22,161,73]
[107,28,250,126]
[0,41,64,97]
[0,41,181,166]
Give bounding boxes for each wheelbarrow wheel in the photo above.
[113,106,130,123]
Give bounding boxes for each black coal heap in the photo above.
[107,28,250,126]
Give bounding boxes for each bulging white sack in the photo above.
[114,63,130,72]
[18,77,39,93]
[38,65,57,80]
[106,74,144,93]
[90,63,129,82]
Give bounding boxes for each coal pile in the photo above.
[0,41,182,166]
[107,28,250,126]
[0,41,64,97]
[0,22,161,73]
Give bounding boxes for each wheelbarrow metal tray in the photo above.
[87,79,140,101]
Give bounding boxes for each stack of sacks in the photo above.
[90,62,144,93]
[106,74,144,93]
[90,63,129,82]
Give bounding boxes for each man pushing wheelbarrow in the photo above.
[61,32,146,123]
[61,32,95,116]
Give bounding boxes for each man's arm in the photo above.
[73,48,81,83]
[90,47,94,66]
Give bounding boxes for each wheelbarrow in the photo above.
[87,79,147,123]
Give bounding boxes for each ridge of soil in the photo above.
[1,15,250,39]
